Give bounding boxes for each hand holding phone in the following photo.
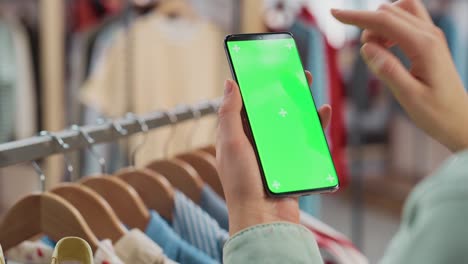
[216,75,332,234]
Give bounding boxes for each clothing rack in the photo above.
[0,98,221,168]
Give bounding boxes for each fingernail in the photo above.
[361,43,385,72]
[331,8,341,14]
[224,80,233,96]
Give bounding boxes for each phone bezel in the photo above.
[224,32,339,197]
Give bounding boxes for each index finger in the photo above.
[331,9,425,57]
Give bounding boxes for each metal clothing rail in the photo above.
[0,99,222,168]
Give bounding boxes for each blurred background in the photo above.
[0,0,465,262]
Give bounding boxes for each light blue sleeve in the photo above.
[380,151,468,264]
[223,223,323,264]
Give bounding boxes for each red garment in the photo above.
[301,211,368,264]
[326,43,348,187]
[72,0,122,32]
[308,226,364,264]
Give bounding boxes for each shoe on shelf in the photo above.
[51,237,93,264]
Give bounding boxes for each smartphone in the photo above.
[224,32,339,196]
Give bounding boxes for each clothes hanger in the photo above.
[74,124,150,231]
[50,183,127,243]
[114,113,175,221]
[158,0,197,20]
[80,177,150,231]
[41,128,126,242]
[198,145,216,157]
[175,106,224,198]
[0,160,99,252]
[132,0,158,13]
[145,109,204,204]
[176,151,223,198]
[146,159,204,203]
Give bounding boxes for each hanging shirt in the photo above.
[71,0,122,32]
[300,211,368,264]
[114,229,177,264]
[188,0,236,32]
[200,185,229,230]
[8,16,37,140]
[80,13,229,166]
[94,239,125,264]
[431,12,468,91]
[172,191,229,262]
[0,18,16,143]
[5,240,53,264]
[145,210,218,264]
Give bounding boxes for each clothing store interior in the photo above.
[0,0,466,263]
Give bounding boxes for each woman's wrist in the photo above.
[455,138,468,153]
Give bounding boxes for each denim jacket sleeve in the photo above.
[223,222,323,264]
[379,150,468,264]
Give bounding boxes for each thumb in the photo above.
[360,42,424,102]
[217,80,248,150]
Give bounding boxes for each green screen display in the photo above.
[226,35,338,195]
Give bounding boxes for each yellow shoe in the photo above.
[51,237,93,264]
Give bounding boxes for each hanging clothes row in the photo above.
[0,101,227,264]
[68,0,235,177]
[0,101,366,264]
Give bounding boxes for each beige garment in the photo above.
[9,16,37,139]
[0,243,4,264]
[114,229,177,264]
[81,13,228,165]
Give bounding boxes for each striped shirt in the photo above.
[172,191,229,262]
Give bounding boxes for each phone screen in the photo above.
[225,33,339,195]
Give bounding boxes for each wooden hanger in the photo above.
[176,150,224,198]
[0,193,99,252]
[79,176,150,231]
[158,0,197,20]
[115,113,175,220]
[50,183,127,243]
[72,125,150,229]
[115,168,175,221]
[199,145,216,158]
[146,159,204,203]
